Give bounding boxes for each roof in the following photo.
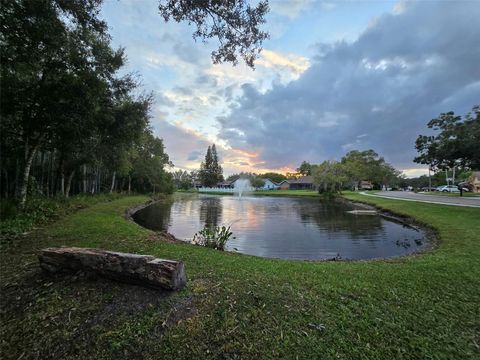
[288,176,314,185]
[262,178,278,185]
[217,181,232,186]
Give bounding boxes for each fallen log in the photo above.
[39,247,186,290]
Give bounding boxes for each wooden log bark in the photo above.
[39,247,186,290]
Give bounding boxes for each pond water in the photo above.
[133,194,427,260]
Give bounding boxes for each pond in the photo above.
[133,194,428,260]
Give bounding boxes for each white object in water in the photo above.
[346,210,377,215]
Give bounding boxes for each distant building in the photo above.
[288,176,314,190]
[217,181,233,189]
[278,180,290,190]
[359,181,373,190]
[259,178,279,190]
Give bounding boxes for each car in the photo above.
[436,185,460,193]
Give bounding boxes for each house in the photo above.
[468,171,480,193]
[288,176,314,190]
[359,181,373,190]
[278,180,290,190]
[216,181,233,189]
[259,178,278,190]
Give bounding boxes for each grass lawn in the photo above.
[1,194,479,359]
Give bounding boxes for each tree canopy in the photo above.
[296,161,313,176]
[158,0,269,68]
[414,105,480,171]
[0,0,173,206]
[199,144,223,186]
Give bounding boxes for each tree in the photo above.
[0,0,123,207]
[250,177,265,189]
[341,150,399,189]
[313,161,348,193]
[259,172,286,184]
[172,169,193,190]
[158,0,269,68]
[199,144,223,187]
[0,0,175,204]
[211,144,224,182]
[296,161,312,176]
[414,106,480,171]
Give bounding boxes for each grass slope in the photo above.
[1,194,479,359]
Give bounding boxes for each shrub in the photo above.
[192,225,233,251]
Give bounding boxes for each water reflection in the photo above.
[199,197,222,228]
[134,194,427,260]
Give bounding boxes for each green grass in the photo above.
[1,194,479,359]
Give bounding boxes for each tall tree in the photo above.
[200,144,223,186]
[158,0,269,68]
[341,150,399,189]
[414,105,480,171]
[0,0,123,207]
[313,161,348,193]
[211,144,223,183]
[296,161,312,176]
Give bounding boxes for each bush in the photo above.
[192,225,233,251]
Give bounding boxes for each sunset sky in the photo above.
[101,0,480,177]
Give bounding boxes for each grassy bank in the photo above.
[1,195,479,359]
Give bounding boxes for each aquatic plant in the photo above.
[192,225,233,251]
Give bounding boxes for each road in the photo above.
[361,191,480,208]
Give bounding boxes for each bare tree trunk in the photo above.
[82,164,87,193]
[40,152,45,195]
[14,158,19,196]
[128,175,131,195]
[110,171,116,193]
[19,143,41,209]
[65,170,75,198]
[59,160,65,196]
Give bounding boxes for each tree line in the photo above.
[1,0,174,208]
[297,150,401,193]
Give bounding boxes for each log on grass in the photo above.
[39,247,186,290]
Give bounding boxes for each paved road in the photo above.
[361,191,480,208]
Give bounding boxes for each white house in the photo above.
[259,178,279,190]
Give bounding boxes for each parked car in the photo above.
[436,185,460,193]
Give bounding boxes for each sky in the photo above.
[101,0,480,178]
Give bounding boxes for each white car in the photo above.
[436,185,460,193]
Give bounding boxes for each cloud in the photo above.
[217,1,480,171]
[270,0,313,19]
[256,49,310,78]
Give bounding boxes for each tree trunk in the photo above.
[59,160,65,196]
[110,171,116,193]
[120,177,126,193]
[19,143,41,209]
[14,158,19,196]
[128,175,131,194]
[65,170,75,198]
[39,247,186,291]
[40,152,45,195]
[82,164,87,193]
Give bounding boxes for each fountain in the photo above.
[233,178,252,198]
